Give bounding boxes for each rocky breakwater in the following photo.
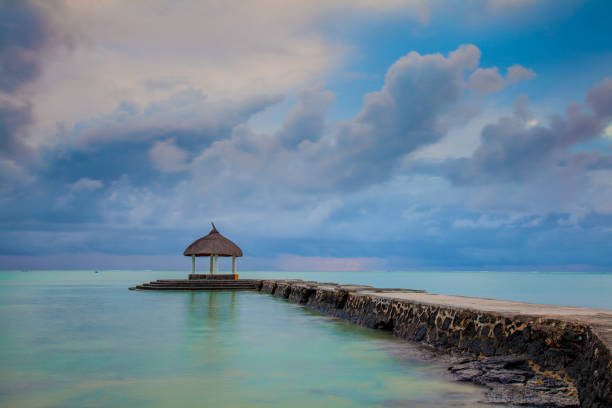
[255,279,612,408]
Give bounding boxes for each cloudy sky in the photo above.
[1,0,611,271]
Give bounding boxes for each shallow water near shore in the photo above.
[0,271,504,408]
[1,270,611,407]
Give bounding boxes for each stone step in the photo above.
[133,285,256,291]
[141,285,256,290]
[144,282,256,287]
[155,279,258,282]
[129,278,260,291]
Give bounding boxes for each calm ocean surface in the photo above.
[1,270,611,407]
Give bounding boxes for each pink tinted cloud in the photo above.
[277,255,386,271]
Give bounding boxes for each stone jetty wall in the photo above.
[255,279,611,408]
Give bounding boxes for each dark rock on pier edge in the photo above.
[254,279,611,408]
[449,356,579,407]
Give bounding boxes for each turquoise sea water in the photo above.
[1,270,611,407]
[240,270,612,309]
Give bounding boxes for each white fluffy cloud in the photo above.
[506,64,536,83]
[410,78,612,223]
[468,67,506,94]
[65,45,493,238]
[21,0,431,152]
[467,64,535,94]
[149,139,188,173]
[12,0,550,155]
[70,177,103,192]
[185,44,483,198]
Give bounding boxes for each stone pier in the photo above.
[255,279,612,408]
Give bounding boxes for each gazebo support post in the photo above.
[232,256,236,275]
[215,255,219,274]
[192,255,195,274]
[209,255,213,275]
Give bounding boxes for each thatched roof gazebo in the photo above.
[184,223,243,277]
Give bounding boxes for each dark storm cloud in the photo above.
[0,0,71,91]
[66,90,283,149]
[586,77,612,118]
[0,1,48,157]
[423,79,612,185]
[275,85,334,150]
[0,0,71,161]
[0,101,32,157]
[0,101,36,197]
[0,89,284,226]
[0,1,49,92]
[319,45,480,190]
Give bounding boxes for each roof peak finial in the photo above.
[211,221,218,232]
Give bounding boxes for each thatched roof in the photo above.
[183,223,243,257]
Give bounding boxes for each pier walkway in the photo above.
[366,291,612,351]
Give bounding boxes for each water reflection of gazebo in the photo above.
[183,223,243,277]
